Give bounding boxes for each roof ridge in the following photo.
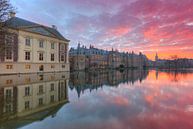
[18,25,42,29]
[5,17,70,42]
[42,26,61,39]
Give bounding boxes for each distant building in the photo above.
[69,44,149,70]
[69,54,86,71]
[154,53,193,68]
[0,12,70,74]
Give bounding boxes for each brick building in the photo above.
[69,44,149,70]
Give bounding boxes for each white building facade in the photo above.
[0,13,70,74]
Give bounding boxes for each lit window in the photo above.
[51,53,55,61]
[25,64,31,69]
[25,37,30,46]
[39,74,44,80]
[39,53,44,61]
[6,65,13,69]
[51,65,55,69]
[39,40,44,48]
[25,51,30,60]
[25,78,31,83]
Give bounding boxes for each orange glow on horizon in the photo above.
[145,51,193,61]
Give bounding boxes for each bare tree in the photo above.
[0,0,14,22]
[0,0,15,31]
[0,0,14,57]
[170,55,179,60]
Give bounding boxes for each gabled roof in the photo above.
[4,17,70,42]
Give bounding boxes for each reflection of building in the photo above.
[69,44,148,70]
[0,12,70,74]
[69,70,148,97]
[0,73,69,129]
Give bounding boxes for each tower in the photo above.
[155,52,159,62]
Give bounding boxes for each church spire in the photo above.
[155,52,159,61]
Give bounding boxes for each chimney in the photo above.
[52,25,57,30]
[10,11,16,18]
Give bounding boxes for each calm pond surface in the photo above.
[0,69,193,129]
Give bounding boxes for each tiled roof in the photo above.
[5,17,70,42]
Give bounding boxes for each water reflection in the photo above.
[0,73,69,129]
[69,69,149,97]
[0,70,193,129]
[66,70,193,129]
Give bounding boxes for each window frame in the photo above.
[51,53,55,61]
[25,37,31,46]
[39,52,44,61]
[51,42,55,49]
[39,40,44,48]
[25,51,31,61]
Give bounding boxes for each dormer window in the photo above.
[25,37,31,46]
[39,40,44,48]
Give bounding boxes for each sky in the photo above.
[10,0,193,60]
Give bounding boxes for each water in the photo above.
[0,69,193,129]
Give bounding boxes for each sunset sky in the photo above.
[10,0,193,60]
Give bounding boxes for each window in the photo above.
[25,51,30,60]
[39,85,43,94]
[5,35,14,45]
[25,37,30,46]
[25,77,31,83]
[5,48,12,60]
[50,83,54,91]
[61,82,64,87]
[51,43,55,49]
[39,40,44,48]
[50,95,55,103]
[25,101,30,110]
[39,98,43,105]
[51,53,55,61]
[25,64,31,69]
[5,104,12,113]
[25,87,30,96]
[39,74,44,80]
[51,65,55,69]
[39,53,44,61]
[62,65,65,68]
[61,45,64,50]
[6,65,13,69]
[5,89,12,99]
[61,55,64,61]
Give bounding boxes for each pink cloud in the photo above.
[12,0,193,59]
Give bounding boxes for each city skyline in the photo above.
[10,0,193,60]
